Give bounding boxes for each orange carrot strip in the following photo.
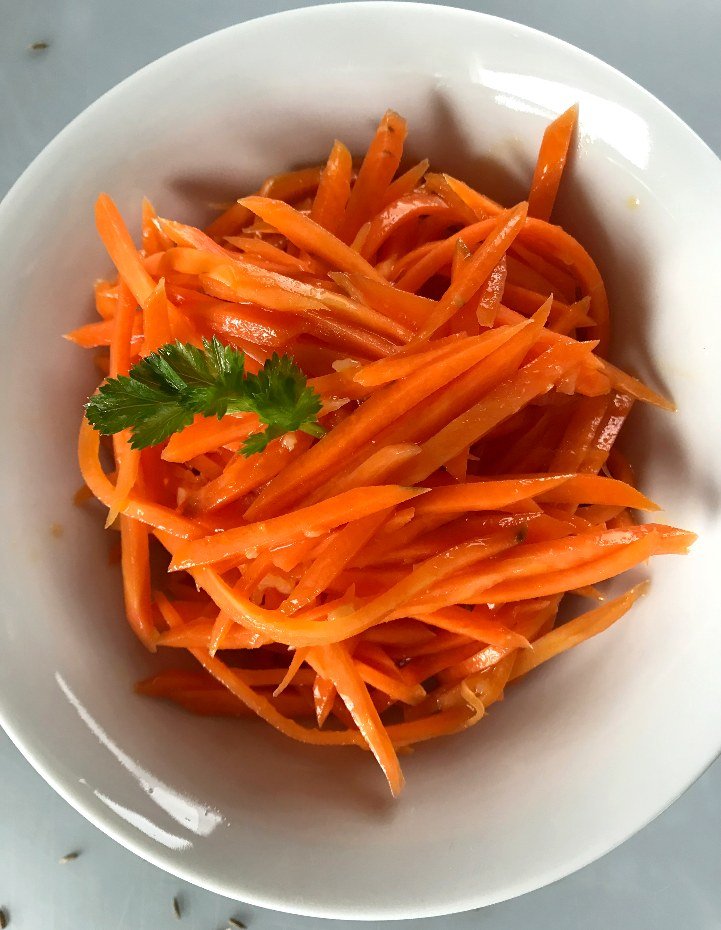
[199,263,327,314]
[205,202,254,240]
[94,194,155,306]
[361,193,453,260]
[141,278,173,355]
[415,606,530,650]
[310,140,353,235]
[240,196,387,284]
[535,474,658,510]
[283,511,389,613]
[156,619,268,650]
[141,197,172,254]
[417,203,528,339]
[307,642,405,794]
[273,648,312,697]
[313,674,336,727]
[105,282,141,526]
[425,173,480,227]
[187,433,312,514]
[225,236,315,273]
[396,219,498,293]
[382,159,430,207]
[352,340,469,387]
[511,582,648,679]
[259,165,323,202]
[136,668,218,696]
[511,243,578,303]
[170,486,427,571]
[64,314,143,349]
[551,296,593,336]
[528,105,578,222]
[162,414,255,463]
[333,272,434,328]
[600,359,675,412]
[411,475,571,517]
[353,657,427,706]
[338,110,408,243]
[476,256,507,326]
[399,340,595,486]
[521,218,610,353]
[120,515,157,650]
[306,444,421,504]
[441,175,504,218]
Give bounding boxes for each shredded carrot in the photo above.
[310,140,353,235]
[528,105,578,222]
[73,109,694,797]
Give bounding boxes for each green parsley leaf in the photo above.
[85,337,324,455]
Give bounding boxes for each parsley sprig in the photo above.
[85,337,324,456]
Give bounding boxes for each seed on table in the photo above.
[59,851,80,864]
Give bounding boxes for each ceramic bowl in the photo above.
[0,2,720,920]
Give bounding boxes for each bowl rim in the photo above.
[1,1,720,920]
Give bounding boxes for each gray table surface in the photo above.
[1,1,720,927]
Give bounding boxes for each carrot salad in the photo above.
[69,108,694,796]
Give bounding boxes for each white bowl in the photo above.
[1,2,720,920]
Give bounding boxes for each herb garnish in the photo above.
[85,337,324,456]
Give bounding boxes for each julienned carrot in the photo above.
[162,413,255,463]
[414,605,529,650]
[338,110,408,243]
[156,619,268,650]
[95,194,156,306]
[187,433,312,514]
[411,475,571,516]
[417,203,529,340]
[64,315,143,348]
[521,218,611,353]
[240,196,387,284]
[382,159,430,207]
[120,515,157,650]
[225,236,315,274]
[306,443,421,504]
[246,324,529,519]
[141,278,173,355]
[534,473,658,510]
[441,174,504,218]
[528,105,578,222]
[510,581,647,679]
[170,485,427,571]
[396,218,498,293]
[259,165,323,202]
[477,256,507,326]
[351,339,467,386]
[360,192,455,261]
[333,272,434,327]
[76,110,694,798]
[311,140,354,234]
[307,642,405,796]
[106,282,141,526]
[141,197,172,254]
[283,510,390,613]
[399,341,595,486]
